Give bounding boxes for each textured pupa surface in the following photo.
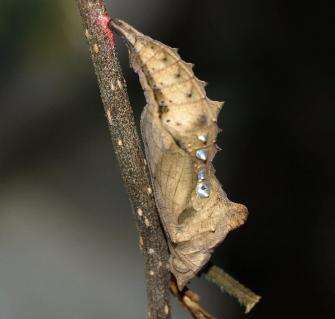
[111,19,248,289]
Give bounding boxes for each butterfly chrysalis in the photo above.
[110,19,248,289]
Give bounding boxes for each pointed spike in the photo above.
[215,143,222,151]
[172,47,179,53]
[209,100,224,110]
[184,62,194,71]
[209,144,219,160]
[197,79,208,87]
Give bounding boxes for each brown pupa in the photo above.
[110,19,248,289]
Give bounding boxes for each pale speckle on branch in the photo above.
[93,43,99,53]
[107,110,113,123]
[139,236,144,250]
[144,217,151,227]
[117,79,123,89]
[164,304,169,315]
[137,208,143,216]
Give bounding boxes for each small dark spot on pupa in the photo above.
[176,122,181,126]
[197,115,207,126]
[161,105,169,113]
[187,92,192,98]
[175,73,181,78]
[166,119,171,123]
[162,57,167,62]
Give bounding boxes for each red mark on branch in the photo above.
[97,13,114,47]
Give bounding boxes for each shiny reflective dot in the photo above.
[197,169,206,181]
[196,149,208,161]
[196,182,210,198]
[197,134,208,143]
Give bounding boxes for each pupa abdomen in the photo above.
[111,19,248,289]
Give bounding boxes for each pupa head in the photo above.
[109,18,144,46]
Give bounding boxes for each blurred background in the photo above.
[0,0,334,318]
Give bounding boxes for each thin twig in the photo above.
[204,265,261,313]
[169,264,261,318]
[75,1,170,318]
[170,279,217,319]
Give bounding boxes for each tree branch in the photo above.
[75,1,170,318]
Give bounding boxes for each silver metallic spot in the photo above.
[196,149,208,161]
[197,134,208,143]
[196,182,211,198]
[197,169,206,181]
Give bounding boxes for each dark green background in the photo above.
[0,1,333,318]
